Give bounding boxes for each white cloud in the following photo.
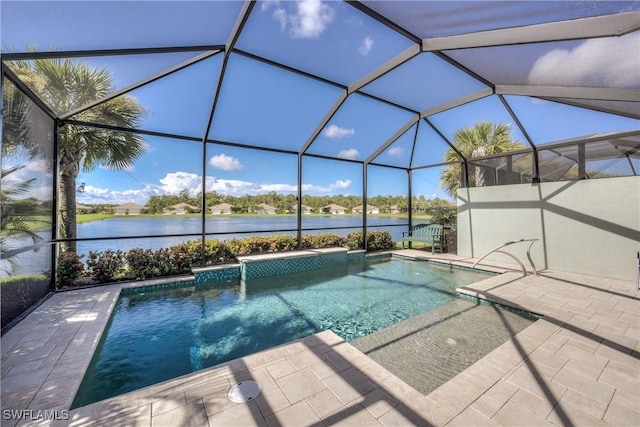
[261,183,298,192]
[209,153,243,171]
[528,32,640,87]
[159,171,202,195]
[80,184,151,205]
[266,0,335,39]
[388,147,405,156]
[75,169,358,205]
[337,149,360,160]
[328,179,352,189]
[272,7,288,31]
[358,36,374,56]
[322,124,355,139]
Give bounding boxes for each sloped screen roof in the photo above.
[2,0,639,169]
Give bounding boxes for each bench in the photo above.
[401,224,445,254]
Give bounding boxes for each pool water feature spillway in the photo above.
[71,256,509,408]
[237,247,352,280]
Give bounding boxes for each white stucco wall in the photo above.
[457,176,640,282]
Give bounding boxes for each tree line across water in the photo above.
[141,192,452,215]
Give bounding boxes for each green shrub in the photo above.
[345,230,394,251]
[227,235,295,256]
[56,252,84,287]
[69,230,395,285]
[345,231,363,250]
[86,249,125,283]
[202,240,235,264]
[301,233,345,249]
[124,248,157,280]
[367,230,394,251]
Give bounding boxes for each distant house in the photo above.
[352,204,380,214]
[210,203,233,214]
[114,202,145,215]
[292,204,313,214]
[255,203,277,214]
[322,204,346,215]
[388,205,400,214]
[163,203,200,215]
[76,204,92,214]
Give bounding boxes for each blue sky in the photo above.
[2,0,639,206]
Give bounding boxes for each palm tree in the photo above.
[9,57,146,253]
[0,164,44,274]
[441,121,523,196]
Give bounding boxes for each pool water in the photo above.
[72,258,492,407]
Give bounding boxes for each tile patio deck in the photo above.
[1,250,638,426]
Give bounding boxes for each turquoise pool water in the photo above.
[72,257,492,407]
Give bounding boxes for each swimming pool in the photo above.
[72,257,493,407]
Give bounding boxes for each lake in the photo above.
[75,215,411,256]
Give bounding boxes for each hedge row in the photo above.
[57,231,394,288]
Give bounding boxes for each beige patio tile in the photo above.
[377,402,437,427]
[68,400,130,424]
[0,366,55,396]
[357,389,398,419]
[321,402,382,426]
[556,339,601,364]
[92,405,152,427]
[595,342,638,365]
[209,400,266,427]
[426,385,479,426]
[509,388,557,419]
[276,367,327,404]
[527,347,569,371]
[283,341,307,356]
[184,377,231,403]
[563,357,608,380]
[151,400,208,427]
[624,325,639,340]
[537,333,569,354]
[312,330,343,347]
[545,400,611,427]
[243,349,286,371]
[321,348,351,373]
[552,366,615,404]
[492,400,555,427]
[561,388,609,419]
[200,385,238,416]
[265,400,320,427]
[286,349,325,371]
[604,393,640,426]
[254,386,291,418]
[235,367,278,393]
[308,360,339,380]
[448,406,500,427]
[322,368,375,405]
[265,359,296,380]
[2,358,46,376]
[151,395,188,417]
[598,359,640,393]
[306,388,343,418]
[1,389,40,412]
[556,331,600,352]
[470,394,504,421]
[506,363,566,399]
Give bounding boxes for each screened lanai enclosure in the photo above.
[2,1,639,330]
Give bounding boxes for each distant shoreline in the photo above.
[76,212,424,224]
